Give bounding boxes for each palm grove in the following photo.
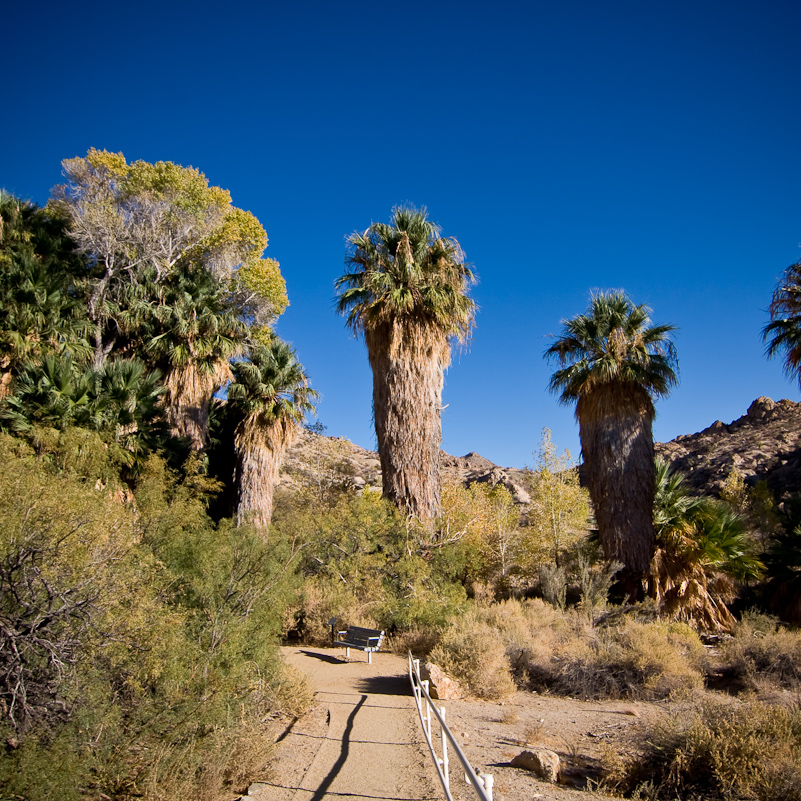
[1,150,800,798]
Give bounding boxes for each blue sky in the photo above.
[3,0,801,468]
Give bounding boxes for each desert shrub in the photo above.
[390,624,442,657]
[276,489,467,641]
[539,563,567,609]
[605,696,801,800]
[0,435,309,800]
[429,609,516,700]
[546,619,704,700]
[719,611,801,693]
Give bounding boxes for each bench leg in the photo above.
[345,647,350,660]
[368,650,372,665]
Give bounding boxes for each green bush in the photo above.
[0,433,310,800]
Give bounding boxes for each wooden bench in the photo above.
[333,625,385,664]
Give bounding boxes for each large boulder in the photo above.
[420,662,464,700]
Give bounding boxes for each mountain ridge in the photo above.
[279,396,801,505]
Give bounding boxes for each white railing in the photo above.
[408,652,493,801]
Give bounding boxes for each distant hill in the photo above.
[279,396,801,507]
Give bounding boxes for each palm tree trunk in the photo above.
[366,320,449,521]
[578,383,657,598]
[164,360,232,451]
[234,414,296,531]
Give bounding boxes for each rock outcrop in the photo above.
[279,396,801,506]
[656,397,801,499]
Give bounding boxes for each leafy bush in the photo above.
[275,489,467,642]
[0,432,310,800]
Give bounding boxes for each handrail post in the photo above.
[422,680,432,740]
[440,706,450,794]
[408,650,491,801]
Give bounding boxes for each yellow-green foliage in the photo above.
[274,489,468,643]
[0,432,308,800]
[522,428,591,569]
[434,480,520,584]
[606,696,801,800]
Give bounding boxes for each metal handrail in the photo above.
[408,652,493,801]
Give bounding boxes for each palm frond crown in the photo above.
[228,338,316,423]
[763,260,801,385]
[335,204,476,342]
[545,290,678,404]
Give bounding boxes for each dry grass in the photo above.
[603,695,801,800]
[718,612,801,696]
[427,599,707,702]
[429,609,516,700]
[390,625,441,657]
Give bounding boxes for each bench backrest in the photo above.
[341,626,384,647]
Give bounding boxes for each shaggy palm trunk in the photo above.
[366,320,449,521]
[577,382,657,601]
[163,361,232,451]
[234,414,296,531]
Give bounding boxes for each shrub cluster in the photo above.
[0,431,310,800]
[606,696,801,800]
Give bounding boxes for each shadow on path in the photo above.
[299,649,344,664]
[308,695,367,801]
[355,673,410,697]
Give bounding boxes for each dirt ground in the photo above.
[240,647,661,801]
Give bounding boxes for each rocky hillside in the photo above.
[655,396,801,499]
[279,396,801,505]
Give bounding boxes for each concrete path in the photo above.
[245,646,441,801]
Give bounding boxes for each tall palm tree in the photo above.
[545,290,678,599]
[763,259,801,384]
[228,338,316,531]
[335,205,476,521]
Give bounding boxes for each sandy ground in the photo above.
[245,646,440,801]
[243,647,655,801]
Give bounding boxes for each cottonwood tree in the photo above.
[51,149,287,449]
[523,428,590,568]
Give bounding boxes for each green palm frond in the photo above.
[335,205,476,342]
[763,260,801,385]
[546,290,678,403]
[228,337,317,424]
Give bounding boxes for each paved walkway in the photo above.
[245,647,441,801]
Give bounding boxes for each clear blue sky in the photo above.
[3,0,800,468]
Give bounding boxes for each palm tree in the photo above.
[545,290,678,599]
[228,338,316,530]
[116,266,246,450]
[335,205,476,521]
[649,458,763,631]
[763,259,801,384]
[0,194,91,396]
[0,354,166,468]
